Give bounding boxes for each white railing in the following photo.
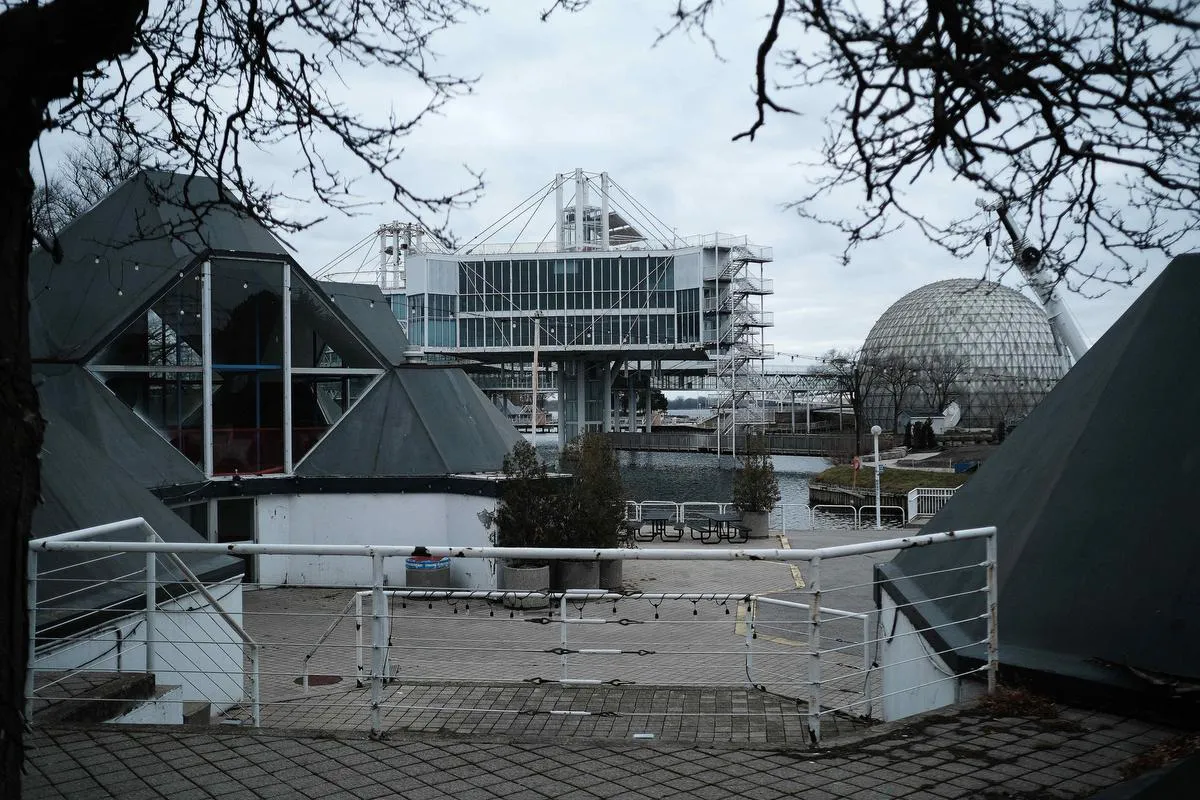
[907,487,960,521]
[28,525,996,746]
[27,518,260,727]
[625,501,908,533]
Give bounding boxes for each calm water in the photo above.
[530,435,835,530]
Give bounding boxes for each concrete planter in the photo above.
[498,563,550,609]
[598,559,624,592]
[553,560,600,591]
[743,511,771,539]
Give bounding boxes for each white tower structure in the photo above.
[990,203,1091,366]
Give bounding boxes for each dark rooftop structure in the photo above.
[26,169,523,630]
[29,169,521,484]
[878,253,1200,708]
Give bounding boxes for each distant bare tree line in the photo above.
[815,347,973,445]
[32,135,153,242]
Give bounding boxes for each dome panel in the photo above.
[862,279,1068,429]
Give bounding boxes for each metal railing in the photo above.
[27,519,260,727]
[908,487,959,521]
[27,525,996,746]
[624,501,907,532]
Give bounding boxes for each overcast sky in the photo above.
[50,2,1186,363]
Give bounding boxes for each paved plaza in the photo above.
[25,529,1189,798]
[26,703,1182,799]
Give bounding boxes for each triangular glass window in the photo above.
[93,269,204,366]
[290,273,383,369]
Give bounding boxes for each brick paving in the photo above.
[29,529,1180,798]
[25,704,1183,799]
[225,532,884,741]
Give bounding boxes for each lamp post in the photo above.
[870,425,883,530]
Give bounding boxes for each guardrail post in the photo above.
[807,556,822,746]
[250,643,262,727]
[145,527,157,674]
[744,596,755,686]
[25,547,38,725]
[370,553,386,737]
[861,612,872,717]
[907,489,918,522]
[986,532,999,694]
[355,592,364,688]
[560,592,569,682]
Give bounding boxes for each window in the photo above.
[90,259,385,477]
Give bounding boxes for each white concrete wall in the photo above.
[34,578,246,714]
[255,493,498,589]
[878,592,961,721]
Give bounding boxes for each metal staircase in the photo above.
[704,244,774,451]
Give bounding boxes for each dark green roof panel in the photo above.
[30,170,290,361]
[297,367,522,477]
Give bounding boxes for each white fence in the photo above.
[624,501,908,532]
[907,487,960,521]
[28,523,996,746]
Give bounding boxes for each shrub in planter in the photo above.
[491,440,564,607]
[732,435,781,539]
[557,433,626,590]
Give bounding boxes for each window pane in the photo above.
[291,274,382,368]
[94,268,204,366]
[98,370,204,467]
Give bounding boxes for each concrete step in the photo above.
[183,701,211,726]
[34,672,157,726]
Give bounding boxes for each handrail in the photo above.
[27,518,261,727]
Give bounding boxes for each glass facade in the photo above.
[90,259,385,476]
[862,279,1068,428]
[413,255,692,349]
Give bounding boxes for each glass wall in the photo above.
[90,259,385,477]
[453,255,678,348]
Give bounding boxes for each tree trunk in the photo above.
[0,119,45,800]
[1,4,147,791]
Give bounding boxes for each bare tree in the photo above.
[814,347,879,455]
[872,353,921,432]
[2,2,483,792]
[32,134,151,240]
[916,350,971,414]
[552,0,1200,290]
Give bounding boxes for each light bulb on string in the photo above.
[243,282,248,289]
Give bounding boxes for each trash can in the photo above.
[405,556,451,588]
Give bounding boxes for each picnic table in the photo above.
[697,511,749,544]
[636,507,679,541]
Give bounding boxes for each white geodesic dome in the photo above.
[862,278,1069,430]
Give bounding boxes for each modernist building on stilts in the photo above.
[326,168,777,448]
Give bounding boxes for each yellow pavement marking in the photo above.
[732,533,808,645]
[778,532,806,590]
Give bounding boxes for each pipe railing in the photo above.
[30,524,996,746]
[27,518,260,727]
